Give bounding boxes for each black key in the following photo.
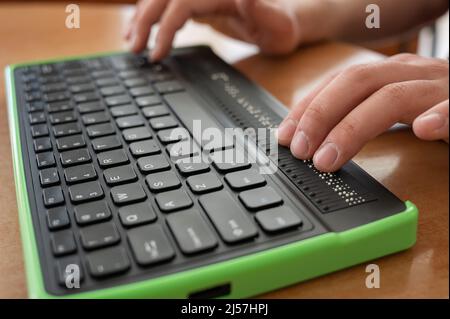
[46,207,70,230]
[67,75,91,85]
[239,186,283,211]
[100,85,125,97]
[80,222,120,250]
[155,189,193,212]
[122,127,152,142]
[27,101,44,112]
[74,201,112,226]
[154,80,184,94]
[124,77,147,88]
[29,112,46,124]
[149,116,178,131]
[43,186,65,207]
[64,164,97,184]
[96,77,119,87]
[135,95,161,107]
[91,136,122,152]
[53,122,81,137]
[24,82,40,92]
[49,111,77,125]
[116,115,144,129]
[82,112,109,126]
[63,68,87,77]
[36,152,55,168]
[142,105,170,119]
[157,128,189,144]
[167,210,218,254]
[40,167,60,186]
[212,160,251,174]
[73,92,99,104]
[105,95,131,107]
[42,83,66,93]
[166,141,200,160]
[56,135,86,151]
[110,105,138,118]
[187,173,223,194]
[92,70,115,79]
[111,183,147,205]
[40,65,56,75]
[70,83,96,93]
[149,72,174,83]
[137,154,170,174]
[25,91,41,102]
[199,191,258,244]
[87,247,130,278]
[97,149,129,168]
[56,256,84,286]
[69,181,104,203]
[255,207,303,233]
[86,123,115,138]
[146,172,181,193]
[60,149,91,167]
[44,92,70,103]
[225,169,266,191]
[41,75,61,84]
[22,73,38,83]
[31,124,49,138]
[130,86,154,97]
[176,161,210,176]
[128,224,175,266]
[118,69,141,79]
[103,165,137,186]
[51,230,77,256]
[47,101,73,113]
[77,101,104,114]
[130,140,161,157]
[34,137,52,152]
[118,202,156,228]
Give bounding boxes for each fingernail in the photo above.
[314,143,339,170]
[290,131,310,159]
[416,113,446,131]
[277,118,298,142]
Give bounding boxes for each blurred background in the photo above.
[7,0,449,59]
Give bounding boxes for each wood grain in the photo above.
[0,3,447,299]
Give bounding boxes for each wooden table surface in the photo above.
[0,3,448,299]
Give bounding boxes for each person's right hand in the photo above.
[124,0,302,61]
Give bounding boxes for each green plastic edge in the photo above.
[5,52,418,299]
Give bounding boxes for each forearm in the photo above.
[293,0,448,44]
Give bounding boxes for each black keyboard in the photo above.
[8,46,407,296]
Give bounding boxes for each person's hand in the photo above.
[277,54,449,172]
[124,0,302,61]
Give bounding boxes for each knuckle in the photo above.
[342,64,372,82]
[379,82,409,104]
[336,119,359,141]
[302,101,328,126]
[390,53,417,62]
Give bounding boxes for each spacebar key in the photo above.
[199,191,258,244]
[164,92,234,152]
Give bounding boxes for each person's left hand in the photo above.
[277,53,449,172]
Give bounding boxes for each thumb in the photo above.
[413,99,449,143]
